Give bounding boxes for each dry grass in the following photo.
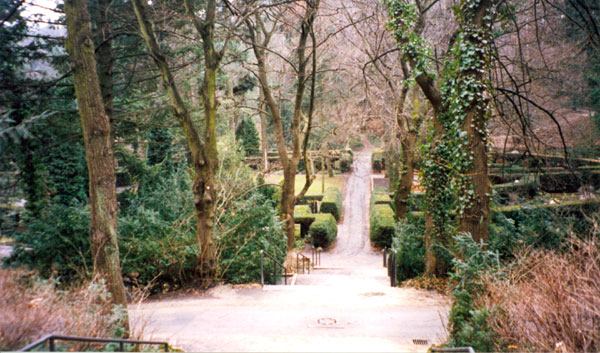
[483,238,600,352]
[0,268,130,351]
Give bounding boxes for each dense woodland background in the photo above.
[1,0,599,351]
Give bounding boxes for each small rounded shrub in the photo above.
[340,151,353,173]
[371,149,385,172]
[370,204,395,248]
[320,187,343,221]
[309,213,337,248]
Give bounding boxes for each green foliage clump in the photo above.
[118,165,197,292]
[320,187,342,221]
[5,203,91,281]
[489,205,589,259]
[370,204,396,248]
[235,117,260,156]
[371,149,385,172]
[447,233,500,352]
[309,213,337,248]
[339,150,353,173]
[218,194,286,284]
[391,217,425,281]
[146,127,175,168]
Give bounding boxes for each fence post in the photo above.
[390,251,397,287]
[260,250,264,286]
[383,248,387,267]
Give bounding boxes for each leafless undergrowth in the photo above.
[483,238,600,352]
[0,268,139,351]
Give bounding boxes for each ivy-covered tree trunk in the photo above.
[456,0,492,244]
[64,0,129,316]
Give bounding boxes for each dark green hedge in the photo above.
[340,150,353,173]
[370,204,395,248]
[294,205,315,225]
[309,213,338,248]
[372,192,392,207]
[371,149,385,172]
[320,187,343,221]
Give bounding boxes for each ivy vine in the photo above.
[386,0,493,245]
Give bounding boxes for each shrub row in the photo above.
[370,203,395,249]
[309,213,337,248]
[320,187,343,221]
[337,150,353,173]
[294,205,315,238]
[371,191,393,207]
[371,149,385,173]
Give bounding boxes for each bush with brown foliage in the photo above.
[0,269,128,351]
[483,238,600,352]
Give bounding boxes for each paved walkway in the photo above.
[129,148,449,352]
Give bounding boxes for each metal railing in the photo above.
[311,246,321,267]
[383,248,398,287]
[296,252,310,274]
[260,249,290,286]
[18,334,169,352]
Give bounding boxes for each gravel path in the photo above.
[130,148,449,352]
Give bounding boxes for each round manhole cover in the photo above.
[317,318,337,326]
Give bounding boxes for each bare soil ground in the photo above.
[130,148,449,352]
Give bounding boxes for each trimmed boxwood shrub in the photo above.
[320,187,343,221]
[371,149,385,172]
[372,192,392,206]
[340,150,353,173]
[309,213,338,248]
[294,205,315,237]
[370,204,395,248]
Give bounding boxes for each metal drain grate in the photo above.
[413,339,429,345]
[317,318,337,326]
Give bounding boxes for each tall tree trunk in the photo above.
[259,90,269,172]
[94,0,113,131]
[386,2,449,276]
[132,0,218,283]
[196,15,219,277]
[394,131,416,220]
[457,0,492,243]
[64,0,129,320]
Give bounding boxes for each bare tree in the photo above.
[245,1,319,250]
[132,0,231,283]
